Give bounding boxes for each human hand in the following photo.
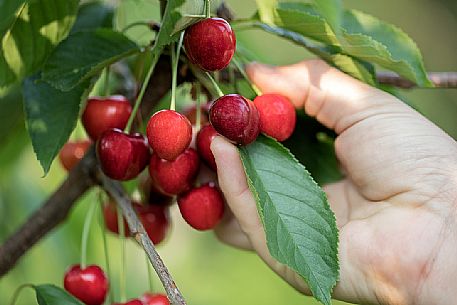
[211,60,457,305]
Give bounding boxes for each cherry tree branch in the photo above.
[98,173,186,305]
[376,71,457,88]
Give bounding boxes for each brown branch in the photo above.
[0,147,98,276]
[376,71,457,89]
[98,172,186,305]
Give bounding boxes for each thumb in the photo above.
[246,60,399,134]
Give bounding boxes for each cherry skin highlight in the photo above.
[147,110,192,161]
[141,293,170,305]
[82,95,132,141]
[63,264,108,305]
[196,124,219,171]
[97,129,150,181]
[254,93,296,141]
[178,182,225,231]
[149,148,200,196]
[209,94,260,145]
[184,17,236,71]
[59,140,91,171]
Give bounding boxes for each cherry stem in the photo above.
[205,0,211,18]
[117,205,127,303]
[104,66,110,97]
[98,197,113,304]
[9,284,34,305]
[125,50,160,133]
[195,83,202,132]
[170,32,185,111]
[80,201,97,269]
[145,252,154,292]
[122,21,152,33]
[205,72,224,97]
[231,56,262,96]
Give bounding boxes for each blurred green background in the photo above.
[1,1,456,305]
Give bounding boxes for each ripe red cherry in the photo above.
[184,18,236,71]
[146,110,192,161]
[97,129,150,181]
[253,94,296,141]
[149,148,200,195]
[209,94,260,145]
[64,264,108,305]
[103,202,169,244]
[141,293,170,305]
[113,299,143,305]
[178,182,225,231]
[59,140,91,171]
[182,103,210,125]
[196,124,219,171]
[82,95,132,140]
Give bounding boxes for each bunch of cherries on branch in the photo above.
[58,16,296,305]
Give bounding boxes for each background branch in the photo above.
[376,71,457,88]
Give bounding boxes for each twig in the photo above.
[0,147,98,276]
[98,173,186,305]
[376,71,457,88]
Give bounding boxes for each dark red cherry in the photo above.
[103,203,129,236]
[97,129,150,181]
[149,148,200,195]
[178,182,224,231]
[64,264,108,305]
[254,94,296,141]
[112,299,143,305]
[82,95,132,141]
[196,124,219,170]
[184,18,236,71]
[146,110,192,161]
[140,177,174,206]
[59,140,91,171]
[141,293,170,305]
[209,94,260,145]
[182,103,210,125]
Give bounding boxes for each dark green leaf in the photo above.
[42,29,139,91]
[35,284,84,305]
[71,1,114,33]
[0,0,79,87]
[239,135,339,305]
[0,0,26,37]
[23,74,90,175]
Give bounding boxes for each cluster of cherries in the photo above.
[58,17,296,305]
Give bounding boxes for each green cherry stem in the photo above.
[170,32,185,111]
[205,0,211,18]
[117,205,127,303]
[231,56,262,96]
[122,21,152,33]
[104,66,110,97]
[81,202,98,269]
[125,49,160,133]
[145,252,154,292]
[195,83,202,132]
[98,198,113,304]
[205,72,224,97]
[9,284,34,305]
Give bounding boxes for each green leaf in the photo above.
[170,0,205,35]
[23,74,90,175]
[42,29,140,91]
[313,0,342,35]
[34,284,84,305]
[0,0,26,37]
[0,0,79,87]
[71,1,114,33]
[340,9,433,87]
[239,135,339,305]
[329,53,376,85]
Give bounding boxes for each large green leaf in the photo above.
[71,1,114,33]
[313,0,342,35]
[239,135,339,305]
[42,29,139,91]
[35,284,84,305]
[0,0,79,88]
[0,0,26,36]
[23,74,90,175]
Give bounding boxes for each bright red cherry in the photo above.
[149,148,200,195]
[64,264,108,305]
[253,94,296,141]
[59,140,91,171]
[146,110,192,161]
[209,94,260,145]
[178,182,225,231]
[196,124,219,171]
[113,299,143,305]
[103,202,169,244]
[97,129,150,181]
[184,18,236,71]
[82,95,132,141]
[141,293,170,305]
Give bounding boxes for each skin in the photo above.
[211,60,457,305]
